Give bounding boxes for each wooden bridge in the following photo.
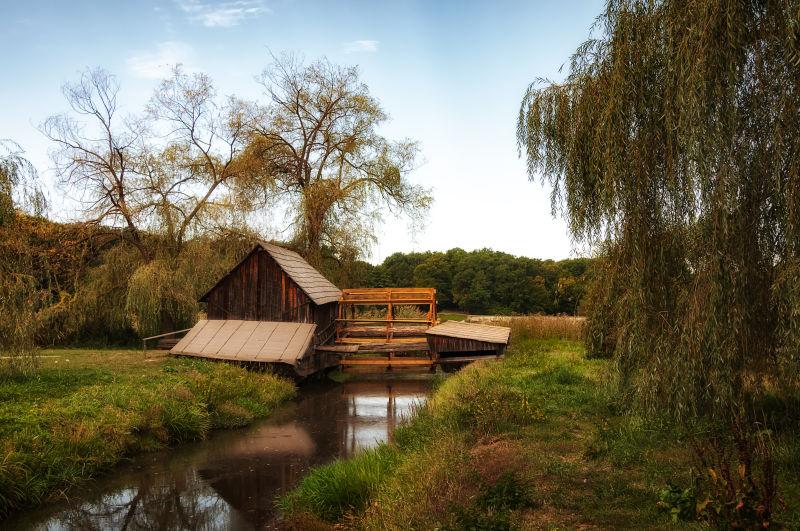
[161,243,509,376]
[165,303,509,377]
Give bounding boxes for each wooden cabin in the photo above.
[199,242,340,343]
[171,242,342,376]
[170,242,511,376]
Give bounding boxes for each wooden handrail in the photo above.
[336,287,437,344]
[141,328,193,354]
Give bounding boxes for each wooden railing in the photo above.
[141,328,193,353]
[336,287,437,344]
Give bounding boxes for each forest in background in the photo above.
[1,211,592,348]
[351,249,590,315]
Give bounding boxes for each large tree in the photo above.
[43,67,253,260]
[245,55,431,266]
[518,1,800,419]
[42,68,257,335]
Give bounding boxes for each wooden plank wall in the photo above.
[205,249,316,323]
[427,336,505,354]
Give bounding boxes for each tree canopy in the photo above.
[518,0,800,418]
[244,55,431,266]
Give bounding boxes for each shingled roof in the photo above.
[199,242,341,306]
[257,242,341,305]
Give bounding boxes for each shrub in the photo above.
[691,420,781,529]
[445,472,534,531]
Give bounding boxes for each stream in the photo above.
[7,378,433,530]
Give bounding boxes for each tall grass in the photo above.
[467,315,586,341]
[278,445,401,522]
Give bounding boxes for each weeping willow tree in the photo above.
[518,1,800,419]
[43,68,259,337]
[0,141,47,370]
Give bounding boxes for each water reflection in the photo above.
[7,380,431,530]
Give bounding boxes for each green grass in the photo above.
[279,339,800,529]
[0,349,295,518]
[278,444,401,522]
[438,312,468,322]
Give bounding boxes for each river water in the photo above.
[7,379,432,530]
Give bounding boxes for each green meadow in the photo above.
[0,350,294,518]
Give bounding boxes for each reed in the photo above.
[467,315,586,341]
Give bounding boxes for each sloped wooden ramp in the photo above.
[426,321,511,346]
[426,321,510,370]
[171,320,336,376]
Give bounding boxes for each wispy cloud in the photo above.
[176,0,270,27]
[343,40,379,54]
[127,41,195,79]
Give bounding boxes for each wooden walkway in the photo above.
[168,289,511,376]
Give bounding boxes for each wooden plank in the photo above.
[172,320,208,352]
[259,324,297,360]
[356,342,429,352]
[183,319,225,355]
[200,320,243,356]
[426,321,510,344]
[437,355,502,363]
[217,320,259,359]
[315,345,360,353]
[336,318,432,323]
[338,337,429,345]
[280,325,314,362]
[238,321,279,360]
[339,358,434,366]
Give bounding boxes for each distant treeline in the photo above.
[341,249,593,315]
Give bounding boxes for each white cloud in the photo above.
[176,0,270,28]
[343,40,379,54]
[126,41,195,79]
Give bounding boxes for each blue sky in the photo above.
[2,0,604,262]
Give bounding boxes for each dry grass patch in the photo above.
[468,314,586,342]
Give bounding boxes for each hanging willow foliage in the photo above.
[518,1,800,419]
[123,236,250,339]
[125,260,199,339]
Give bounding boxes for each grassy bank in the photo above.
[280,338,799,529]
[0,349,295,518]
